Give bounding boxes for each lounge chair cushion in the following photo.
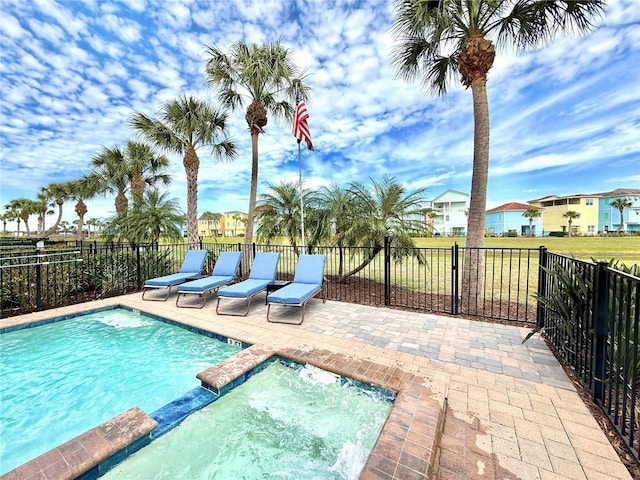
[292,255,325,284]
[179,250,209,273]
[268,283,321,305]
[218,279,271,298]
[248,252,281,280]
[144,272,199,287]
[177,275,235,292]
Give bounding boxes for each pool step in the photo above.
[1,407,157,480]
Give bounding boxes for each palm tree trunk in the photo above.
[46,201,64,236]
[462,76,490,310]
[244,131,259,244]
[184,146,200,247]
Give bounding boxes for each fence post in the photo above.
[592,261,609,403]
[136,244,142,291]
[452,243,458,315]
[537,246,548,329]
[384,236,391,306]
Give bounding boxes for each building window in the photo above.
[587,225,595,233]
[445,215,450,222]
[604,212,609,220]
[586,198,593,206]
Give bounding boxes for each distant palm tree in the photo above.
[256,181,315,254]
[340,175,426,281]
[610,197,632,232]
[130,95,236,246]
[67,176,100,241]
[44,182,72,236]
[314,183,358,276]
[34,188,55,235]
[4,198,38,235]
[91,141,171,215]
[392,0,605,298]
[125,189,184,243]
[205,40,309,244]
[522,208,542,237]
[2,205,22,235]
[563,210,581,236]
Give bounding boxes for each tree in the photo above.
[610,197,632,232]
[130,95,236,246]
[340,175,426,281]
[392,0,605,298]
[2,205,22,235]
[315,183,358,276]
[90,141,171,215]
[205,40,309,244]
[67,176,100,241]
[563,210,580,236]
[255,181,316,254]
[44,182,72,236]
[123,189,184,243]
[522,208,542,237]
[4,198,38,235]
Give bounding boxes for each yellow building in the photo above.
[198,212,223,237]
[222,211,247,237]
[528,193,599,235]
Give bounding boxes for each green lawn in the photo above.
[411,236,640,266]
[209,235,640,267]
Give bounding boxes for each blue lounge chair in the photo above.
[142,249,208,301]
[175,251,242,308]
[216,252,280,316]
[267,254,326,325]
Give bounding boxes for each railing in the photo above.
[1,240,541,325]
[538,251,639,460]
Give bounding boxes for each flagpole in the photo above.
[297,141,305,250]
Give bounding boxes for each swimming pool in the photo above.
[0,307,243,474]
[101,358,395,480]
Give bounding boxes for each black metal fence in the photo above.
[0,239,541,323]
[538,250,639,460]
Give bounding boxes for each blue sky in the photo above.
[1,0,639,230]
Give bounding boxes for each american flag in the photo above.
[293,87,314,151]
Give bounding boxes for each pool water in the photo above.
[102,360,394,480]
[0,308,242,474]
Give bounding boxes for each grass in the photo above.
[411,236,640,266]
[209,235,640,267]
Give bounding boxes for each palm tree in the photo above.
[4,198,38,235]
[2,205,21,235]
[67,176,100,241]
[610,197,632,232]
[205,40,309,244]
[124,189,184,243]
[90,141,171,215]
[392,0,605,298]
[522,208,542,237]
[34,187,56,235]
[340,175,426,281]
[315,183,358,276]
[130,95,236,246]
[563,210,580,236]
[44,182,72,236]
[256,181,315,254]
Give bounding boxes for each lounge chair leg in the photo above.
[215,294,256,316]
[142,286,171,301]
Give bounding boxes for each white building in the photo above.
[431,189,469,236]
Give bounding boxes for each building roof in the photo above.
[431,189,469,202]
[528,188,640,203]
[486,202,542,214]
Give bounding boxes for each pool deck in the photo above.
[1,292,633,480]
